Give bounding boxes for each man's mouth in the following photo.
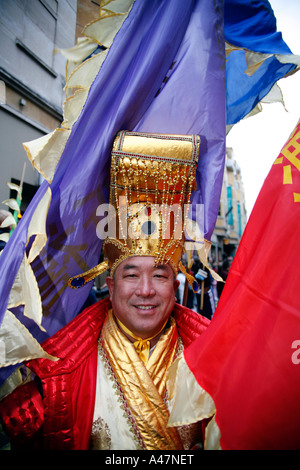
[135,305,157,310]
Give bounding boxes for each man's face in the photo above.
[106,256,179,339]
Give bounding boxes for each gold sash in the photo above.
[101,310,183,450]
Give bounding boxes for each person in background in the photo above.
[195,263,216,320]
[217,256,233,299]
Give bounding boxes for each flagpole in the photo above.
[182,278,189,307]
[19,162,26,191]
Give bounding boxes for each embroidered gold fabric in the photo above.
[91,417,112,450]
[100,310,183,450]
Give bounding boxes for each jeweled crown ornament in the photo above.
[68,131,200,290]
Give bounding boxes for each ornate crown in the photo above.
[68,131,200,291]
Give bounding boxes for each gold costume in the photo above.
[99,310,183,450]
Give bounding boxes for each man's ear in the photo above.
[106,276,114,300]
[174,278,180,293]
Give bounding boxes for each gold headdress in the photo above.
[68,131,200,291]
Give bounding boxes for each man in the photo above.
[0,132,210,450]
[91,255,209,450]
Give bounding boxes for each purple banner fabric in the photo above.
[0,0,225,382]
[135,0,226,241]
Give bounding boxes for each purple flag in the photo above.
[0,0,225,383]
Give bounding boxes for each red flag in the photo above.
[184,119,300,449]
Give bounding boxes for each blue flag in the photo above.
[224,0,297,124]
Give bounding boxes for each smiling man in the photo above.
[0,132,210,450]
[84,132,210,450]
[106,257,179,343]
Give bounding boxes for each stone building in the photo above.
[212,147,247,266]
[0,0,77,213]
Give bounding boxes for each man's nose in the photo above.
[135,276,155,297]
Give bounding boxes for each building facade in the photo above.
[212,147,247,266]
[0,0,77,213]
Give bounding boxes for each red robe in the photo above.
[0,298,209,449]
